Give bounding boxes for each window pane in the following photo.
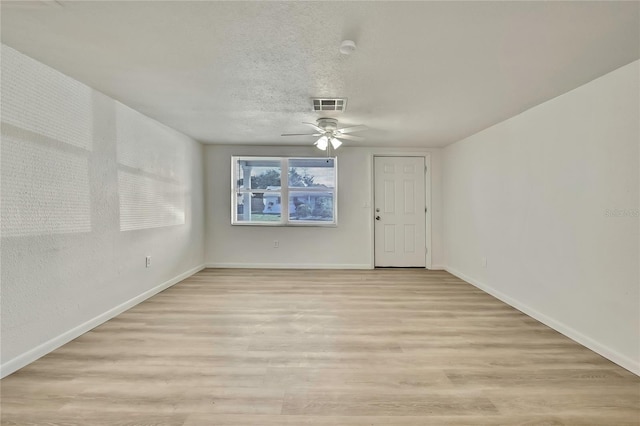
[288,158,335,189]
[236,159,281,190]
[289,192,334,222]
[235,192,281,222]
[232,156,337,226]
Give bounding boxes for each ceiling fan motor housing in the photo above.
[317,118,338,131]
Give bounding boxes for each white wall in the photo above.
[443,61,639,374]
[205,145,443,269]
[0,45,205,377]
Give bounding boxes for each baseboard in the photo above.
[0,264,206,379]
[205,263,372,270]
[429,264,446,270]
[444,266,640,377]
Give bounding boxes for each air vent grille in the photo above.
[312,98,347,112]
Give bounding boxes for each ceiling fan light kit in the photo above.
[315,136,328,150]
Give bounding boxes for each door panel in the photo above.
[404,224,416,252]
[384,180,395,213]
[374,157,426,267]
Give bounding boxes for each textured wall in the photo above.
[443,61,639,374]
[0,45,205,373]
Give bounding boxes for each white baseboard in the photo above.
[429,264,446,270]
[444,266,640,377]
[205,263,372,270]
[0,264,206,379]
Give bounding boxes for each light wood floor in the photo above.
[2,269,639,425]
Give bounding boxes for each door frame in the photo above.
[370,152,432,269]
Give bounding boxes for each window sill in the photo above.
[231,222,337,227]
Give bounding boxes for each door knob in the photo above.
[375,216,381,220]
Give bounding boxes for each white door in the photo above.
[374,156,426,267]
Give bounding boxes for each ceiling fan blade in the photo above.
[336,125,368,134]
[336,134,364,141]
[302,122,325,133]
[281,133,322,137]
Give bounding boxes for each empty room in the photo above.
[1,1,638,425]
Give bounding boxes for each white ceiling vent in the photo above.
[312,98,347,112]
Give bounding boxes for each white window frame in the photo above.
[231,156,338,226]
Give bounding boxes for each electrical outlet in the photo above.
[146,256,151,268]
[273,240,279,248]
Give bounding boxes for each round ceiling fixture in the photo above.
[339,40,356,55]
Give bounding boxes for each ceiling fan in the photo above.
[281,118,367,150]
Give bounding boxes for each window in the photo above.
[232,156,337,226]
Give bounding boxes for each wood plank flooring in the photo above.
[2,268,639,425]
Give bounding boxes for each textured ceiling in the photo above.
[1,1,638,147]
